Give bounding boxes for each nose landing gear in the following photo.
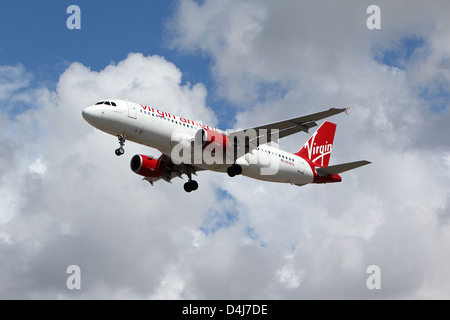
[115,148,125,156]
[115,134,127,156]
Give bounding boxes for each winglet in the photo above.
[345,106,350,115]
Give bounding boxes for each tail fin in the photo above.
[295,121,336,167]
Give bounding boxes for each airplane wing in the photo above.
[227,107,346,160]
[142,154,205,185]
[315,160,371,176]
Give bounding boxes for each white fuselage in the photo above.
[82,99,315,185]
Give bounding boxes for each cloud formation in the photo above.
[168,0,450,299]
[0,53,224,299]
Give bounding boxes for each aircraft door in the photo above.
[297,160,305,174]
[127,101,137,119]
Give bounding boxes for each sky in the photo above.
[1,0,450,299]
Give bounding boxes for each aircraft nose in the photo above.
[82,105,101,125]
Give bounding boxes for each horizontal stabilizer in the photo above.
[316,160,371,177]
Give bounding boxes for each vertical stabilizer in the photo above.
[295,121,336,167]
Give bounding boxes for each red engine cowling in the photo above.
[194,128,230,153]
[130,154,164,177]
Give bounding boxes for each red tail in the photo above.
[295,121,337,167]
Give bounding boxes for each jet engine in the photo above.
[130,154,164,177]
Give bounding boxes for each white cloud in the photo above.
[168,0,450,299]
[0,53,225,299]
[148,265,187,299]
[0,64,31,101]
[28,158,47,175]
[277,254,305,289]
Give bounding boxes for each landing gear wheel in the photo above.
[227,166,236,177]
[184,182,192,193]
[115,134,127,157]
[115,148,125,156]
[227,164,242,177]
[184,180,198,193]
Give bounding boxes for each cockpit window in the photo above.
[95,101,117,106]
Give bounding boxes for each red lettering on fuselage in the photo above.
[140,105,155,113]
[139,104,219,132]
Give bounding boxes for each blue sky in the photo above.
[0,1,171,72]
[375,37,426,70]
[373,35,449,113]
[0,0,220,115]
[1,1,443,123]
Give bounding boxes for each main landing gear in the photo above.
[184,180,199,193]
[227,164,242,177]
[185,164,241,192]
[183,167,199,193]
[115,134,126,156]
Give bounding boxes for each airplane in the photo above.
[82,99,370,192]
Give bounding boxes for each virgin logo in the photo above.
[303,132,332,167]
